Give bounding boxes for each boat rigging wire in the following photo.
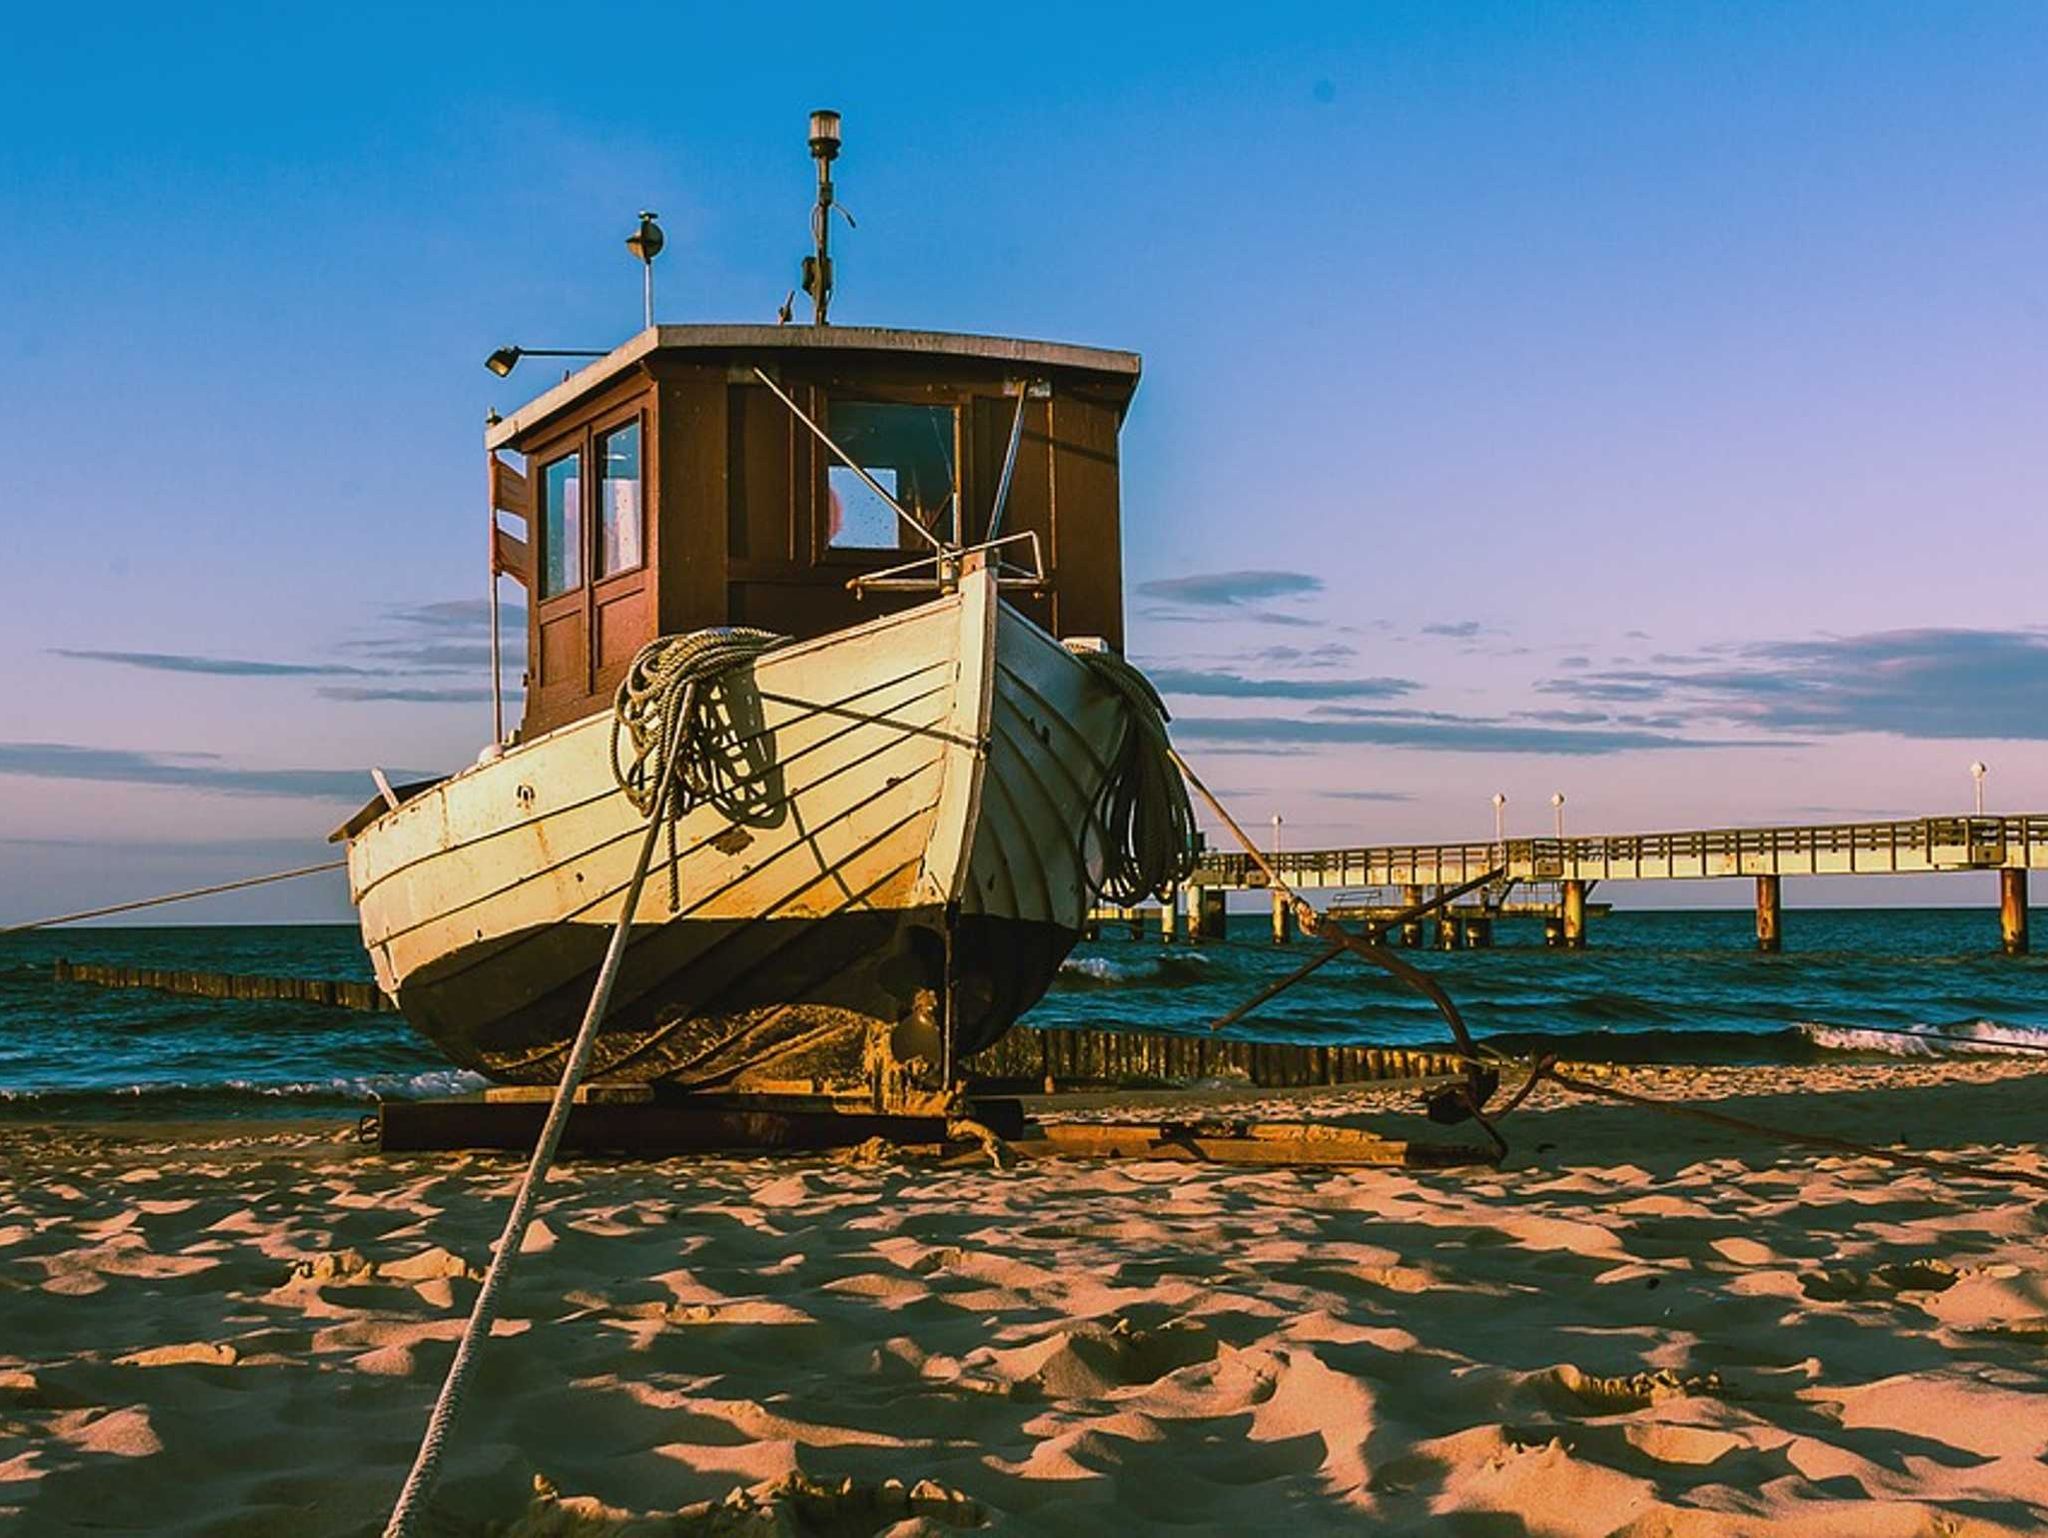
[749,366,945,552]
[0,860,348,933]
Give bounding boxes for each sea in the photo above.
[2,910,2044,1120]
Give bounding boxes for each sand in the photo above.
[1,1058,2045,1536]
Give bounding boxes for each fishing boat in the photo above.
[331,116,1190,1110]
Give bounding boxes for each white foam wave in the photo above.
[1057,951,1212,986]
[1798,1019,2048,1058]
[0,1067,486,1105]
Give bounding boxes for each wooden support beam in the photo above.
[1755,873,1782,954]
[1159,884,1180,944]
[1193,886,1227,941]
[1271,888,1292,944]
[1399,885,1425,948]
[1562,880,1588,949]
[2000,868,2029,956]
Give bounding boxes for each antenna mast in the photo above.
[802,110,842,325]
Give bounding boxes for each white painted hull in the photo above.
[342,565,1124,1091]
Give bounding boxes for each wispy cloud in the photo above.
[1244,641,1359,667]
[49,649,377,678]
[1135,570,1321,607]
[0,742,416,800]
[1539,628,2048,740]
[1317,788,1417,802]
[1147,668,1418,702]
[47,594,524,702]
[1421,620,1483,639]
[317,684,496,704]
[1172,711,1763,755]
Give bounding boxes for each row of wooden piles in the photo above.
[50,959,395,1012]
[966,1029,1469,1088]
[47,960,1471,1088]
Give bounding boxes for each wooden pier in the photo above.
[1170,813,2044,954]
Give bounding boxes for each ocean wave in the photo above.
[1056,952,1214,989]
[1796,1019,2048,1058]
[0,1067,485,1118]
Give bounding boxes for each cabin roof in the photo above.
[485,324,1143,451]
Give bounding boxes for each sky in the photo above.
[2,1,2045,923]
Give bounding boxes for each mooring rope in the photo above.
[1074,649,1199,905]
[387,631,789,1537]
[0,860,348,934]
[380,725,689,1538]
[610,628,788,909]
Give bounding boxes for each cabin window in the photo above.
[540,450,583,597]
[825,400,955,549]
[595,421,643,578]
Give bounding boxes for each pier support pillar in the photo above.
[2000,868,2029,956]
[1435,914,1460,950]
[1124,906,1142,940]
[1271,889,1293,945]
[1561,881,1588,950]
[1465,914,1493,949]
[1755,875,1782,954]
[1543,916,1564,948]
[1194,887,1227,942]
[1399,885,1425,948]
[1159,885,1180,944]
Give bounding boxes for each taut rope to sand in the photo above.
[380,694,694,1538]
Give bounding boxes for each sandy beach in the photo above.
[2,1058,2044,1537]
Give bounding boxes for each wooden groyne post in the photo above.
[51,959,394,1012]
[968,1026,1476,1091]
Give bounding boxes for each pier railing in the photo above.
[1189,814,2048,890]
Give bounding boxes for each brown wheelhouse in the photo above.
[485,326,1140,740]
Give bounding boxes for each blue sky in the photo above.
[3,2,2045,921]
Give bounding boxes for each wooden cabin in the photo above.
[485,325,1142,739]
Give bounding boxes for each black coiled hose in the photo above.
[1073,649,1200,905]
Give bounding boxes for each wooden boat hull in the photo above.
[341,563,1124,1096]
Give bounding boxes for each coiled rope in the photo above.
[1074,649,1199,905]
[609,628,788,908]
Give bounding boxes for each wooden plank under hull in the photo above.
[369,1096,1493,1167]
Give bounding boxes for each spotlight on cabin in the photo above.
[484,345,606,377]
[626,210,665,266]
[626,211,665,327]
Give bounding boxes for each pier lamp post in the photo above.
[1491,793,1507,854]
[1551,792,1566,841]
[1269,813,1289,945]
[1971,761,1988,817]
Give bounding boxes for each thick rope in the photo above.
[610,629,787,909]
[1074,650,1198,905]
[384,634,783,1538]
